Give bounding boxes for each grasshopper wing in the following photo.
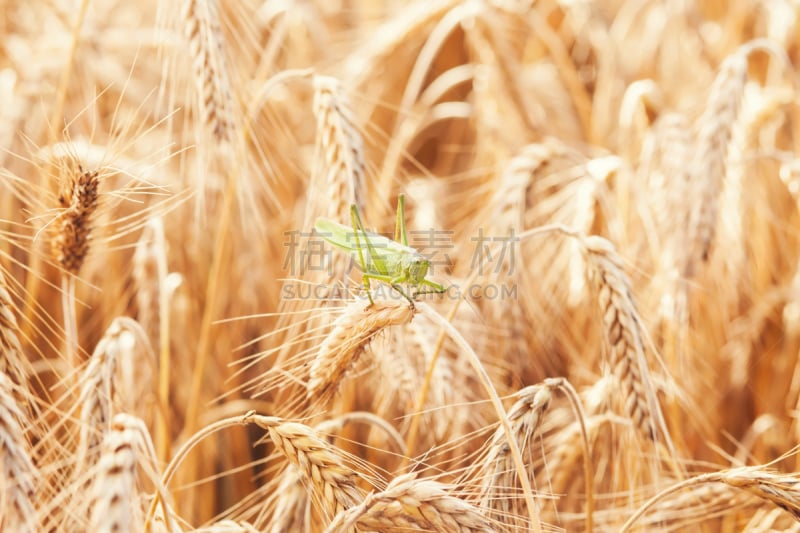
[314,217,359,251]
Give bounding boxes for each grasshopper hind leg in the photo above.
[392,284,416,310]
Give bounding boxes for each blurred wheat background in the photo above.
[2,0,800,531]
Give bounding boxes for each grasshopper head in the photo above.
[406,255,430,284]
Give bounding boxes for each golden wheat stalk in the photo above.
[327,473,496,533]
[490,143,552,233]
[0,370,36,532]
[311,75,366,222]
[310,75,364,292]
[416,302,542,531]
[132,217,171,463]
[583,235,661,440]
[132,217,167,351]
[182,0,235,142]
[307,300,414,403]
[259,413,405,531]
[645,113,693,324]
[476,143,555,385]
[635,482,753,530]
[684,46,747,276]
[478,377,594,530]
[0,270,26,384]
[647,113,692,243]
[301,74,368,295]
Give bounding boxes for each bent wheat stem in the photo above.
[417,302,541,533]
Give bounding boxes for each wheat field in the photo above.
[1,0,800,531]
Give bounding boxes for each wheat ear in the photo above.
[51,162,99,275]
[266,467,308,533]
[183,0,235,142]
[311,75,366,221]
[478,384,552,521]
[305,74,367,290]
[621,467,800,531]
[327,473,496,533]
[75,318,136,473]
[87,414,150,533]
[684,46,747,275]
[132,217,171,462]
[265,412,406,531]
[250,416,364,521]
[307,300,414,402]
[0,370,36,532]
[51,160,99,371]
[148,415,358,529]
[583,235,660,440]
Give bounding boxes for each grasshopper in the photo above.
[314,194,446,308]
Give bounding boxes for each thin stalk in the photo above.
[417,303,542,533]
[61,276,78,372]
[22,0,93,347]
[405,223,582,459]
[156,244,171,464]
[549,378,594,533]
[618,474,714,533]
[144,412,260,532]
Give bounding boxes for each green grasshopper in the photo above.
[314,194,446,308]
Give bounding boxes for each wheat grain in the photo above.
[638,482,752,530]
[719,469,800,521]
[478,384,552,524]
[489,143,552,241]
